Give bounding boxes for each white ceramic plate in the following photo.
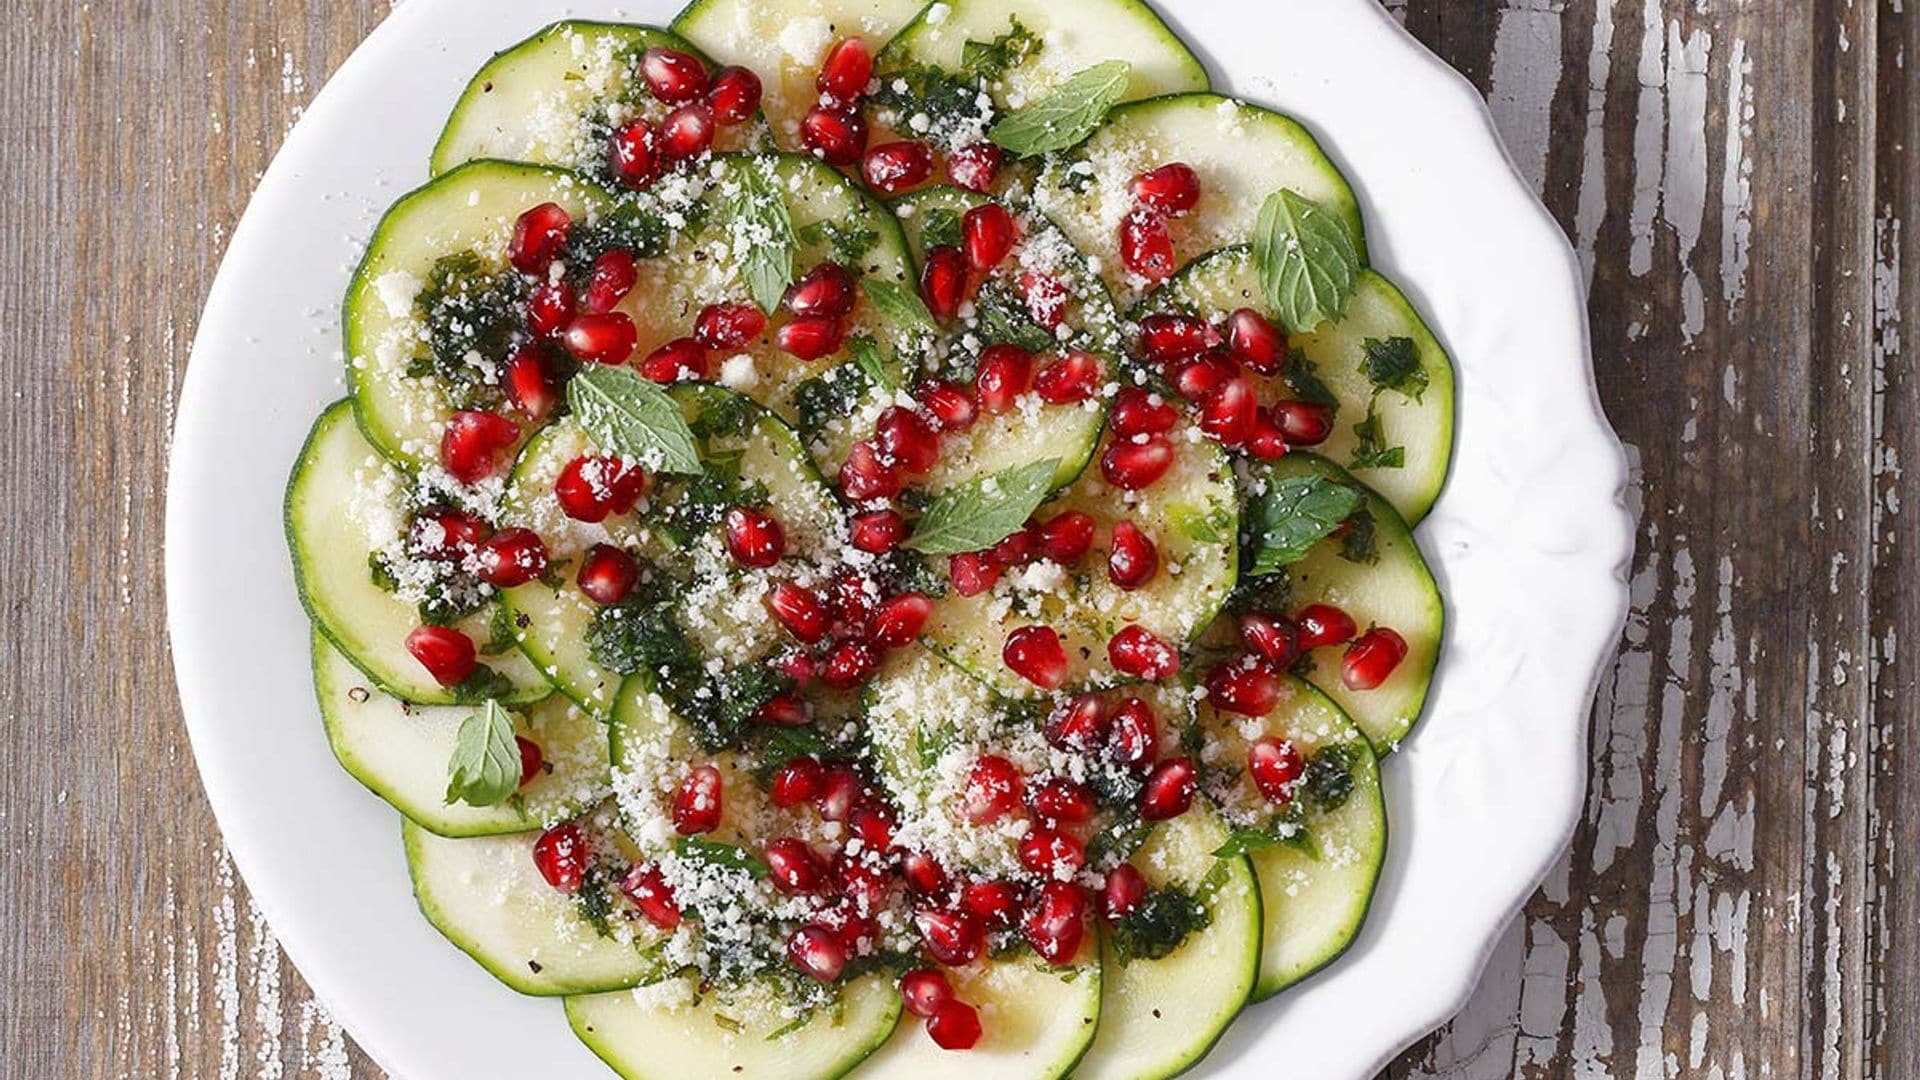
[166,1,1631,1076]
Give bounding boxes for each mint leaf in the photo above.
[729,161,797,315]
[904,458,1061,554]
[988,61,1132,157]
[1253,190,1360,333]
[919,206,963,249]
[568,367,703,475]
[1285,348,1340,408]
[861,278,937,334]
[1244,474,1361,576]
[446,700,520,807]
[1360,336,1427,402]
[674,837,770,879]
[846,334,895,390]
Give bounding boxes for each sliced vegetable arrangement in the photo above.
[289,3,1453,1076]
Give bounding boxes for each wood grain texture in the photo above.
[0,1,1908,1078]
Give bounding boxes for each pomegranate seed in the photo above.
[1206,655,1283,716]
[410,509,489,560]
[1139,757,1197,820]
[1108,624,1179,681]
[1106,696,1158,770]
[475,527,548,588]
[620,863,681,929]
[1107,520,1160,590]
[1045,694,1109,753]
[863,140,935,194]
[786,263,857,316]
[990,526,1035,568]
[915,379,977,431]
[1200,376,1258,446]
[1247,409,1290,461]
[532,822,587,893]
[1137,313,1220,366]
[767,582,830,643]
[1249,737,1306,804]
[1103,864,1148,921]
[563,312,639,365]
[900,969,953,1018]
[1019,828,1085,878]
[816,38,873,106]
[771,756,825,808]
[927,1000,982,1050]
[829,571,880,628]
[641,47,709,102]
[816,765,861,821]
[948,552,1001,596]
[1272,400,1336,446]
[658,102,716,160]
[755,693,811,728]
[961,879,1023,928]
[694,301,766,348]
[974,344,1034,411]
[1343,627,1409,690]
[1240,614,1300,666]
[555,454,647,522]
[638,336,709,383]
[901,851,949,896]
[577,544,639,605]
[960,755,1023,824]
[835,854,892,915]
[820,639,879,690]
[440,410,519,483]
[947,141,1003,192]
[672,765,724,834]
[527,280,575,338]
[920,245,968,323]
[1003,625,1068,689]
[849,509,906,553]
[1110,387,1178,437]
[776,314,846,360]
[1034,350,1101,404]
[1030,778,1095,824]
[722,506,786,567]
[789,925,847,982]
[962,203,1020,272]
[1296,604,1358,650]
[800,105,868,165]
[871,592,933,649]
[583,249,638,314]
[508,202,569,274]
[1174,354,1238,402]
[1021,881,1088,965]
[772,646,816,688]
[1005,276,1064,336]
[708,65,762,124]
[503,345,559,421]
[515,736,544,787]
[876,406,940,475]
[838,441,900,502]
[1100,435,1174,490]
[1225,307,1284,373]
[765,837,827,894]
[1131,162,1201,214]
[1036,511,1095,564]
[851,804,896,850]
[1118,207,1175,282]
[609,120,659,189]
[914,908,985,966]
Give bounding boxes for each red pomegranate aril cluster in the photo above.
[608,49,755,191]
[1100,435,1174,490]
[764,837,828,894]
[564,311,639,366]
[1106,520,1160,590]
[1240,613,1300,666]
[788,924,847,982]
[1102,863,1148,920]
[555,454,648,523]
[1139,757,1197,820]
[1205,653,1283,717]
[1117,161,1198,281]
[1021,881,1088,965]
[639,336,709,382]
[802,38,873,165]
[709,66,762,124]
[1034,350,1102,404]
[914,908,984,966]
[526,280,575,339]
[974,344,1034,412]
[963,203,1020,272]
[508,202,570,274]
[1295,603,1357,650]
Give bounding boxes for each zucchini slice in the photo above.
[922,411,1237,698]
[857,945,1101,1079]
[1197,676,1386,997]
[566,973,902,1080]
[1074,805,1261,1080]
[1034,93,1366,304]
[1151,249,1455,524]
[431,21,754,177]
[501,386,841,715]
[403,819,673,995]
[286,400,549,705]
[313,634,607,837]
[1256,454,1442,750]
[672,0,928,149]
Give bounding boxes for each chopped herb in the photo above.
[1337,507,1379,565]
[445,699,521,807]
[1167,501,1234,545]
[957,16,1040,76]
[565,197,671,274]
[797,218,878,265]
[1360,336,1428,402]
[1086,812,1154,862]
[449,663,517,705]
[1303,743,1358,811]
[575,870,617,936]
[479,603,519,655]
[919,206,962,249]
[413,251,527,379]
[1348,404,1405,470]
[675,836,771,880]
[1242,474,1362,576]
[846,335,895,390]
[972,284,1058,353]
[1284,348,1340,408]
[1108,885,1211,965]
[793,366,872,444]
[588,595,696,676]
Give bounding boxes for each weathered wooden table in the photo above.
[0,1,1907,1076]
